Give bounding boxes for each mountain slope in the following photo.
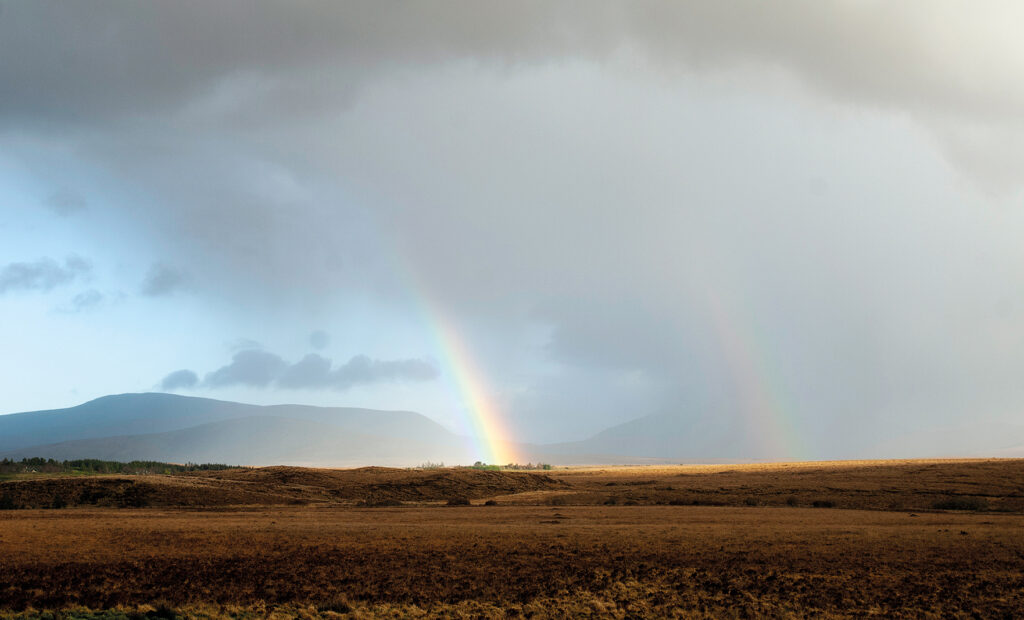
[538,412,1024,463]
[9,393,1021,467]
[0,393,455,456]
[0,393,472,466]
[2,416,468,466]
[0,393,252,453]
[534,411,767,463]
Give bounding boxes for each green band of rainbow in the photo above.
[428,312,517,465]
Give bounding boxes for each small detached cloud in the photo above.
[161,369,199,391]
[58,288,105,313]
[332,355,439,390]
[205,349,288,388]
[278,353,333,388]
[172,348,440,391]
[275,353,438,390]
[308,330,330,350]
[44,189,88,216]
[0,255,91,295]
[140,262,188,297]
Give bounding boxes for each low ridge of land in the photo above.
[0,465,568,509]
[543,458,1024,511]
[2,458,1023,512]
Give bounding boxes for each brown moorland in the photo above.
[0,466,568,509]
[1,459,1023,618]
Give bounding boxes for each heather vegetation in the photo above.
[2,459,1024,616]
[2,499,1022,617]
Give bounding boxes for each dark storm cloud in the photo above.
[200,350,439,390]
[2,1,1021,188]
[5,1,1024,454]
[2,0,1017,312]
[140,263,187,297]
[1,2,1018,119]
[161,369,199,391]
[0,256,90,294]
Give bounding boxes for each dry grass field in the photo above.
[2,459,1023,618]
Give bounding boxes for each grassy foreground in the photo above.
[2,459,1023,618]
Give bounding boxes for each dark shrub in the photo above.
[446,496,471,506]
[932,497,988,511]
[119,485,150,508]
[358,498,402,507]
[743,497,759,506]
[318,597,353,614]
[484,499,498,506]
[785,496,799,507]
[151,601,177,619]
[50,494,67,509]
[812,500,835,508]
[687,497,726,506]
[0,493,15,510]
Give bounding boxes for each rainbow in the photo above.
[389,243,517,464]
[704,288,805,460]
[392,238,799,463]
[424,311,518,465]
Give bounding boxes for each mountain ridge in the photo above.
[4,393,1022,465]
[0,393,469,466]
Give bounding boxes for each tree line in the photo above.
[0,457,236,475]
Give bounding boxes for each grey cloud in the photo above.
[0,256,90,294]
[204,349,288,388]
[45,188,87,216]
[2,2,1022,189]
[61,289,104,313]
[140,263,187,296]
[277,353,333,389]
[308,330,330,350]
[331,355,440,390]
[6,2,1024,453]
[198,349,438,390]
[161,369,199,391]
[3,2,1018,120]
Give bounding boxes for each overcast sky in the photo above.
[2,1,1023,455]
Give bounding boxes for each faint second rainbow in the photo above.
[703,287,804,460]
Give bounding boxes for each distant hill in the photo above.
[531,411,777,463]
[0,394,471,466]
[533,411,1024,463]
[4,393,1021,466]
